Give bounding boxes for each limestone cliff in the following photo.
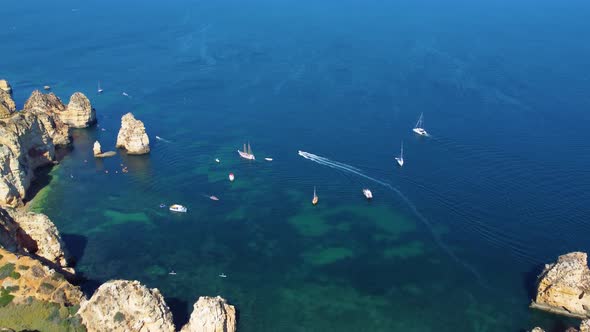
[60,92,96,128]
[116,113,150,155]
[0,247,83,306]
[0,109,69,207]
[531,252,590,318]
[0,90,16,119]
[78,280,175,332]
[0,79,12,95]
[24,90,66,114]
[180,296,237,332]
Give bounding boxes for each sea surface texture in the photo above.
[3,0,590,330]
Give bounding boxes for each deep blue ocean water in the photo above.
[3,0,590,330]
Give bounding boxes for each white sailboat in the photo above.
[412,113,428,136]
[238,142,255,160]
[395,141,404,167]
[97,81,103,94]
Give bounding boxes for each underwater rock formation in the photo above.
[180,296,237,332]
[116,113,150,155]
[77,280,175,332]
[531,252,590,318]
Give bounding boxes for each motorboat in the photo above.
[238,142,255,160]
[215,158,220,163]
[362,188,373,199]
[264,157,273,161]
[395,141,404,167]
[122,92,129,97]
[312,186,319,205]
[413,113,429,136]
[169,204,187,213]
[159,204,167,208]
[219,273,227,278]
[97,81,103,94]
[169,271,177,275]
[209,196,219,201]
[229,173,235,182]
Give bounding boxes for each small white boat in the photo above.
[215,158,220,163]
[209,195,219,201]
[264,157,273,161]
[362,188,373,199]
[229,173,235,182]
[122,92,129,97]
[413,113,429,136]
[219,273,227,278]
[97,81,103,94]
[238,142,255,160]
[395,141,404,167]
[169,271,177,275]
[169,204,187,213]
[312,186,319,205]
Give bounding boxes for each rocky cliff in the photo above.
[23,90,66,114]
[0,247,83,306]
[531,252,590,318]
[60,92,96,128]
[0,79,12,95]
[116,113,150,154]
[0,90,15,119]
[77,280,175,332]
[181,296,237,332]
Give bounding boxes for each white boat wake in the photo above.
[297,150,489,289]
[155,136,172,143]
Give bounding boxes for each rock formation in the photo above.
[531,252,590,318]
[0,247,83,306]
[93,141,116,158]
[0,110,69,207]
[77,280,175,332]
[9,210,69,267]
[531,328,545,332]
[0,89,16,118]
[116,113,150,155]
[61,92,96,128]
[0,79,12,95]
[24,90,66,114]
[180,296,237,332]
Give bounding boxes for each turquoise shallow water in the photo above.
[4,0,590,330]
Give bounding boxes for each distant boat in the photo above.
[264,157,273,161]
[229,173,235,182]
[219,273,227,278]
[238,142,255,160]
[215,158,220,163]
[43,85,51,91]
[209,195,219,201]
[312,186,319,205]
[169,204,187,213]
[159,203,167,208]
[97,81,103,94]
[122,92,129,97]
[395,141,404,167]
[362,188,373,199]
[413,113,429,136]
[169,271,177,275]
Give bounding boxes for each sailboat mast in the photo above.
[247,142,251,155]
[401,141,404,158]
[243,143,247,153]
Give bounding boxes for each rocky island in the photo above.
[0,79,237,331]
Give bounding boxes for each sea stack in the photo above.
[77,280,175,332]
[93,140,116,158]
[0,79,12,95]
[61,92,96,128]
[116,113,150,155]
[0,88,16,118]
[180,296,237,332]
[531,252,590,318]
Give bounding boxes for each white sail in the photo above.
[415,113,423,128]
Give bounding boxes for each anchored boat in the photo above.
[238,142,255,160]
[362,188,373,199]
[228,173,235,182]
[413,113,428,136]
[169,204,187,213]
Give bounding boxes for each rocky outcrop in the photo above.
[0,90,16,118]
[24,90,66,114]
[78,280,175,332]
[9,210,69,267]
[580,320,590,332]
[531,252,590,318]
[180,296,237,332]
[116,113,150,155]
[60,92,96,128]
[0,79,12,95]
[531,328,545,332]
[0,110,69,207]
[93,141,116,158]
[0,247,83,307]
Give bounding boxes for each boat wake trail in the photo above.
[298,150,490,289]
[155,136,172,143]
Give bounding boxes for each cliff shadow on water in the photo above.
[167,297,191,329]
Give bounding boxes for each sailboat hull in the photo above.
[395,158,404,167]
[413,128,428,136]
[238,150,255,160]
